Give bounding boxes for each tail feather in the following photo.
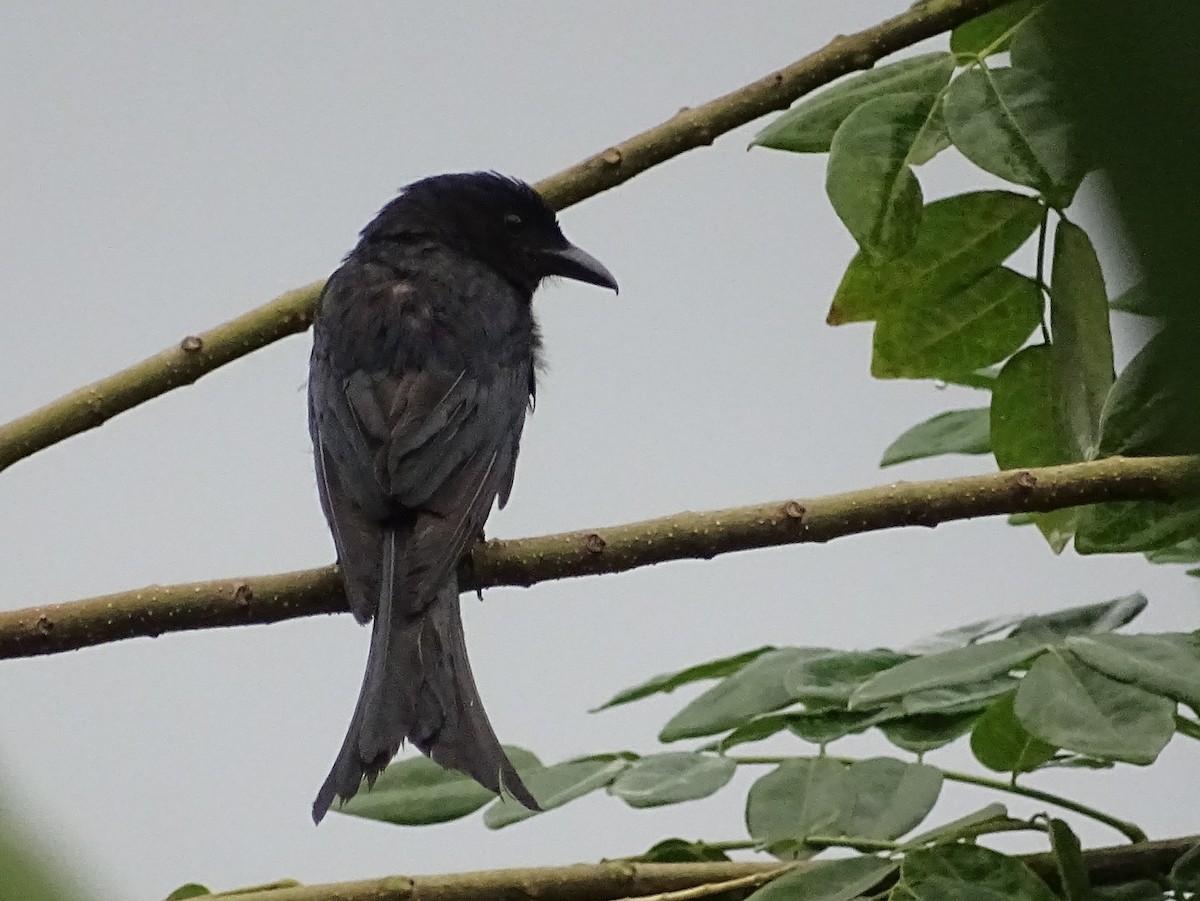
[312,529,538,823]
[412,587,540,811]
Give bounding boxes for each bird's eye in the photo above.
[504,213,524,230]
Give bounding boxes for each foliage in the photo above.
[755,3,1200,572]
[333,593,1200,899]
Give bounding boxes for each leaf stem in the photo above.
[804,835,902,853]
[965,5,1044,62]
[616,867,792,901]
[1036,201,1052,343]
[727,755,1147,844]
[706,817,1048,860]
[930,769,1146,844]
[907,816,1050,848]
[1174,713,1200,742]
[703,839,760,852]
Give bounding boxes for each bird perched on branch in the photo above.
[307,172,618,823]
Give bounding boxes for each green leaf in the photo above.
[1050,221,1115,458]
[1067,632,1200,710]
[970,693,1057,774]
[1079,503,1200,555]
[659,648,816,741]
[591,646,775,711]
[905,803,1009,846]
[851,636,1045,708]
[881,712,978,754]
[636,838,730,863]
[991,345,1081,551]
[1146,537,1200,564]
[909,96,951,166]
[901,675,1018,714]
[1078,501,1200,556]
[0,806,93,901]
[828,191,1042,325]
[950,0,1040,57]
[1048,818,1091,901]
[164,888,211,901]
[752,52,956,154]
[788,708,898,746]
[745,757,848,859]
[747,855,898,901]
[608,753,735,808]
[940,366,1000,390]
[1014,650,1175,764]
[1077,335,1200,554]
[717,713,799,751]
[337,746,541,825]
[1008,593,1147,640]
[786,649,914,705]
[719,706,900,751]
[898,843,1058,901]
[1033,754,1114,772]
[1096,334,1200,458]
[1009,16,1054,76]
[904,616,1023,654]
[826,93,932,258]
[880,408,991,467]
[839,758,942,840]
[1093,881,1169,901]
[1109,282,1160,316]
[944,66,1084,208]
[872,267,1041,379]
[1170,840,1200,892]
[483,757,629,828]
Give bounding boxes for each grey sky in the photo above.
[1,3,1193,899]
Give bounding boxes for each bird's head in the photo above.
[362,172,618,296]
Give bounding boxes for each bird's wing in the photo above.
[310,386,382,623]
[317,363,527,600]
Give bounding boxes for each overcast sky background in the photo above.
[1,3,1194,899]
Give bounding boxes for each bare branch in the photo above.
[218,862,779,901]
[3,454,1195,660]
[207,834,1198,900]
[0,0,1008,475]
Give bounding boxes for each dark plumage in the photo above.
[308,172,617,824]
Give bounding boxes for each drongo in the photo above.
[308,172,617,823]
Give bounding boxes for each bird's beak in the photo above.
[540,242,619,292]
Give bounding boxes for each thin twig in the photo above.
[0,0,1010,477]
[938,769,1147,844]
[804,835,901,853]
[1036,202,1053,343]
[1,453,1196,660]
[613,868,791,901]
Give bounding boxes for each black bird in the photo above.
[308,172,617,823]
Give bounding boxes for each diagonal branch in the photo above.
[0,0,1009,476]
[206,834,1198,900]
[2,454,1195,661]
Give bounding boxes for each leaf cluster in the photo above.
[754,3,1200,566]
[322,591,1200,900]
